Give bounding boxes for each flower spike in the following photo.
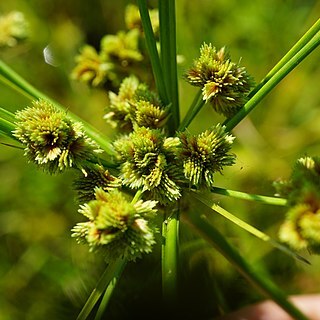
[186,43,254,117]
[72,188,158,261]
[13,100,102,173]
[178,124,236,188]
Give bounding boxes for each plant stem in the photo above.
[178,89,204,131]
[161,206,180,308]
[191,192,309,265]
[249,18,320,98]
[159,0,180,134]
[211,186,287,206]
[183,201,309,320]
[224,28,320,132]
[0,59,115,157]
[76,257,126,320]
[0,114,16,140]
[137,0,169,106]
[93,261,126,320]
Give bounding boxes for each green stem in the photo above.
[183,201,309,320]
[224,28,320,131]
[159,0,180,134]
[162,206,180,308]
[137,0,169,106]
[211,187,287,206]
[0,59,115,156]
[249,18,320,98]
[76,257,126,320]
[93,261,126,320]
[0,117,16,139]
[131,189,143,204]
[178,89,204,131]
[191,192,309,265]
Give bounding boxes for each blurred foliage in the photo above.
[0,0,320,319]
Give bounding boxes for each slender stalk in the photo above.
[0,106,16,122]
[159,0,180,134]
[183,200,309,320]
[76,257,126,320]
[93,261,126,320]
[0,59,115,156]
[224,29,320,131]
[191,192,309,265]
[137,0,169,106]
[161,206,180,308]
[131,189,143,204]
[0,107,19,140]
[178,89,204,131]
[249,18,320,98]
[211,186,287,206]
[0,116,16,139]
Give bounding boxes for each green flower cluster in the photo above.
[275,156,320,253]
[104,75,169,132]
[71,4,158,90]
[13,100,102,174]
[72,188,157,261]
[109,77,236,204]
[185,43,254,117]
[114,127,182,204]
[179,124,235,188]
[0,11,28,48]
[73,164,121,203]
[13,23,242,261]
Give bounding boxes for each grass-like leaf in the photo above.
[191,191,309,264]
[76,257,126,320]
[211,186,287,206]
[159,0,180,134]
[137,0,168,106]
[183,198,309,320]
[224,20,320,131]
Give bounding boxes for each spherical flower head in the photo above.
[100,29,143,65]
[0,11,28,47]
[13,100,102,173]
[178,124,236,188]
[275,156,320,253]
[71,45,116,87]
[114,127,182,204]
[72,188,158,261]
[73,164,122,203]
[275,156,320,206]
[279,204,320,253]
[185,43,254,117]
[104,76,168,131]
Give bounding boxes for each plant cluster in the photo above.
[0,2,320,320]
[70,4,158,90]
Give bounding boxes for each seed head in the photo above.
[100,29,143,65]
[71,45,116,87]
[186,43,254,117]
[73,164,122,203]
[13,100,102,173]
[276,156,320,252]
[114,127,182,204]
[178,124,235,188]
[72,188,157,261]
[104,76,168,131]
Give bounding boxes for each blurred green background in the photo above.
[0,0,320,319]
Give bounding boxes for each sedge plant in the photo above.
[0,2,320,319]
